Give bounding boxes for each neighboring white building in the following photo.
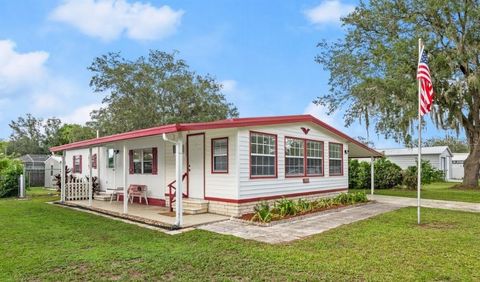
[451,153,469,180]
[44,156,62,188]
[50,115,381,217]
[378,146,453,180]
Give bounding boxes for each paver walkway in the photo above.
[198,202,403,244]
[369,194,480,213]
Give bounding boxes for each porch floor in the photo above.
[68,200,229,228]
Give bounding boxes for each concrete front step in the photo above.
[94,193,112,201]
[173,198,209,214]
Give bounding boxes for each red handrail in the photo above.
[168,172,188,212]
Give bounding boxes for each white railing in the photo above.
[65,178,89,201]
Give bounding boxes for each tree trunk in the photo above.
[462,132,480,188]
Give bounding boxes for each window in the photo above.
[129,148,155,174]
[50,165,54,176]
[107,149,115,168]
[285,138,304,176]
[329,143,343,175]
[212,138,228,173]
[73,155,82,173]
[307,140,323,175]
[285,138,323,177]
[143,149,153,174]
[250,132,277,177]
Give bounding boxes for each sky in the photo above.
[0,0,459,147]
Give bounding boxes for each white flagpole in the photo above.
[417,38,423,225]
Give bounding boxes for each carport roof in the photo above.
[50,114,382,158]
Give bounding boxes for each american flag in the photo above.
[417,48,434,115]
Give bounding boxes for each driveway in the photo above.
[198,202,403,244]
[369,194,480,213]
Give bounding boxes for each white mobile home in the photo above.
[50,115,381,225]
[378,146,453,180]
[44,156,62,188]
[451,153,468,180]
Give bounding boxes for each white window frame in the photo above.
[250,131,277,178]
[132,148,153,175]
[212,138,228,173]
[329,142,343,176]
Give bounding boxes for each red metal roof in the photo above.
[50,114,382,156]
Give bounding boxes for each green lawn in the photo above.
[1,192,480,280]
[351,182,480,203]
[26,187,60,197]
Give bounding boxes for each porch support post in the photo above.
[61,150,66,203]
[175,138,184,227]
[88,147,93,206]
[370,156,374,195]
[123,144,128,214]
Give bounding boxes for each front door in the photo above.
[187,134,205,199]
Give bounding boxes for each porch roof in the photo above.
[49,114,382,158]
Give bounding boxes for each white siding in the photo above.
[385,154,440,170]
[203,129,238,199]
[64,136,167,199]
[237,123,348,199]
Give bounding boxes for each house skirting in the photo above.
[207,188,348,217]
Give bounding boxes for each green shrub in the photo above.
[0,157,24,198]
[274,198,297,217]
[349,158,403,189]
[296,198,313,213]
[374,158,403,189]
[252,202,273,223]
[403,160,445,190]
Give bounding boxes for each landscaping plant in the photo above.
[251,202,273,223]
[403,160,445,190]
[0,157,23,198]
[251,192,368,223]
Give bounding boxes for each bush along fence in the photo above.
[349,158,445,190]
[0,157,24,198]
[249,192,369,223]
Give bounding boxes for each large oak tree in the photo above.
[315,0,480,187]
[87,50,239,135]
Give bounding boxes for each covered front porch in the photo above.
[65,199,228,229]
[56,130,203,229]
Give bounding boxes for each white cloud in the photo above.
[0,39,101,136]
[304,102,343,129]
[61,103,102,125]
[0,40,49,93]
[220,79,238,94]
[50,0,184,41]
[304,0,355,25]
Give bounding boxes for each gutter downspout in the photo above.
[162,133,183,228]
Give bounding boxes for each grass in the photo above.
[1,189,480,280]
[26,186,60,197]
[351,182,480,203]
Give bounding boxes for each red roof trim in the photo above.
[50,115,382,156]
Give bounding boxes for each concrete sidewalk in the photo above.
[199,202,403,244]
[368,194,480,213]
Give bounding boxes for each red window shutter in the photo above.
[92,154,97,169]
[79,155,82,174]
[129,150,134,174]
[72,156,76,173]
[152,147,158,175]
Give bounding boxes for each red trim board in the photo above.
[50,114,381,158]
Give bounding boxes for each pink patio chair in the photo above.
[128,185,148,205]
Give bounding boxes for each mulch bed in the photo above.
[239,201,371,226]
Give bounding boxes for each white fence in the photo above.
[65,178,89,201]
